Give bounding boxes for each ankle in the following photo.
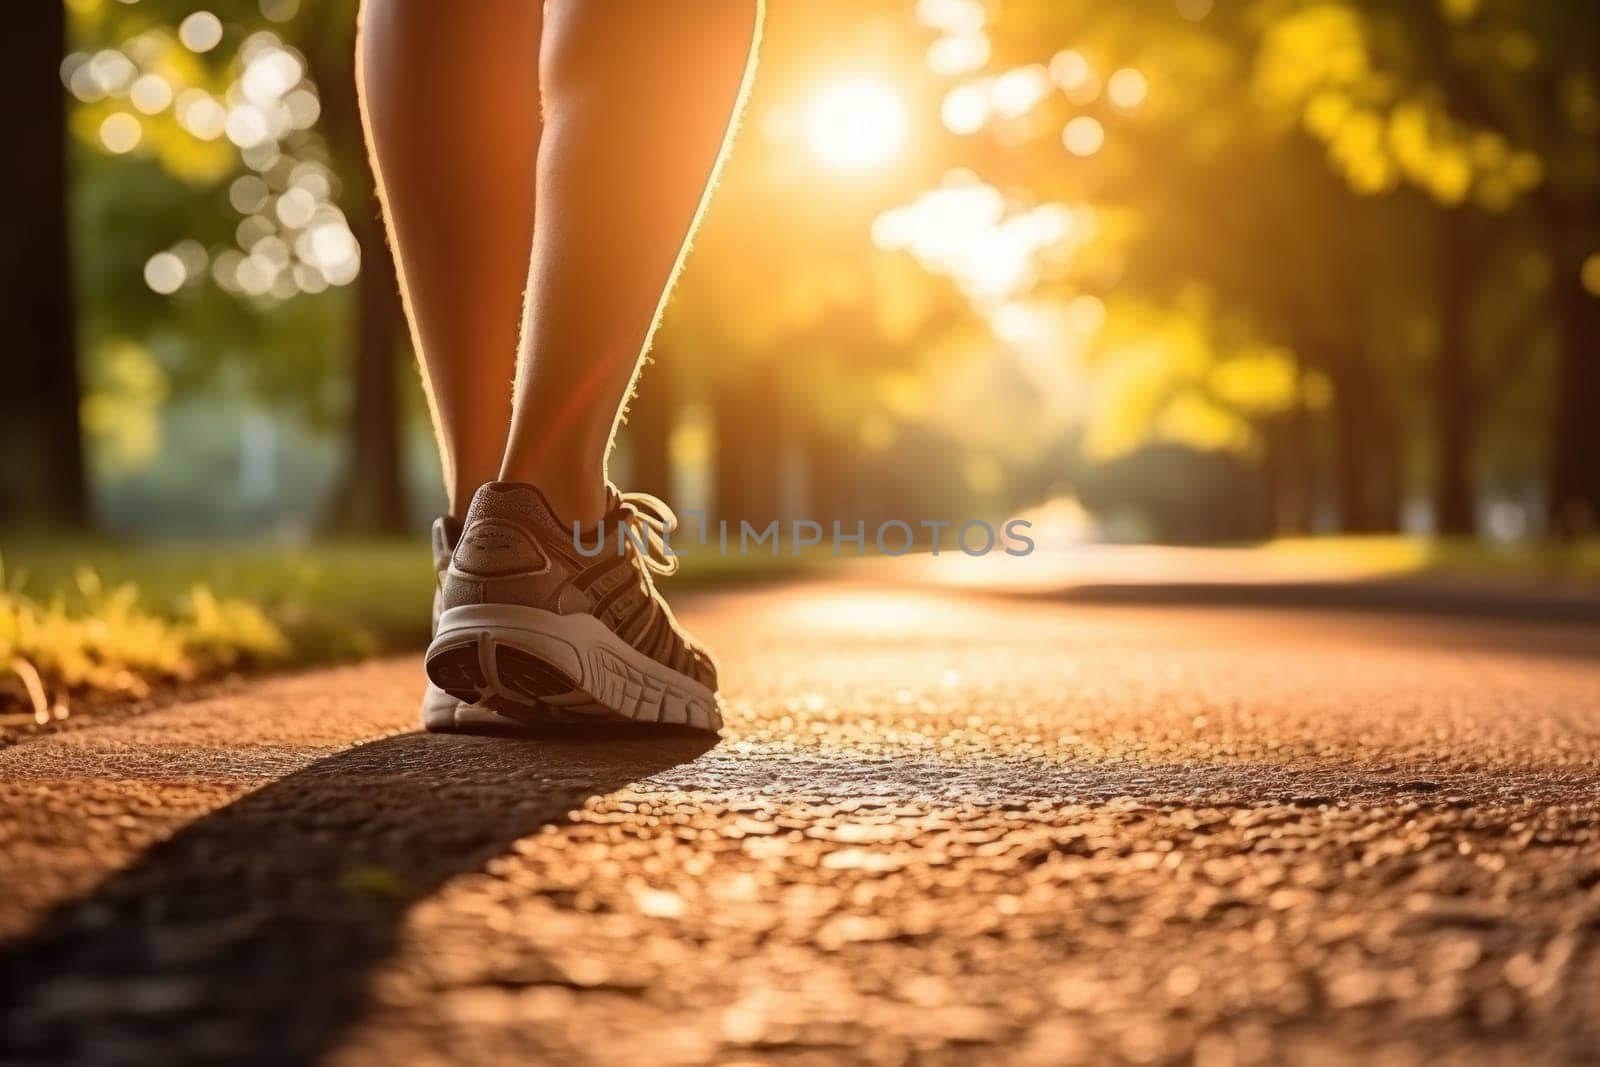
[494,466,607,527]
[448,455,506,523]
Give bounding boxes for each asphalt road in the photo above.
[2,575,1599,1065]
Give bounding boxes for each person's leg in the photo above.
[356,0,542,519]
[499,0,762,524]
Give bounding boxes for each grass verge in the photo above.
[0,536,810,730]
[1257,536,1600,585]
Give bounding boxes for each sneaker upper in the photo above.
[429,514,463,634]
[439,481,718,691]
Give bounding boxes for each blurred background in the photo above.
[3,0,1598,718]
[14,0,1600,543]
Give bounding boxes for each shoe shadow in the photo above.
[0,724,714,1065]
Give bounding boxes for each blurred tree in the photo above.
[2,2,88,527]
[960,0,1368,533]
[920,0,1595,541]
[61,0,411,533]
[1282,0,1598,533]
[295,0,408,533]
[54,0,1592,545]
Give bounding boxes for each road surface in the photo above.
[3,574,1599,1065]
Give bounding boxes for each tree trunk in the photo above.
[305,23,410,534]
[0,3,89,528]
[620,355,677,501]
[1433,211,1479,536]
[800,415,850,530]
[1264,388,1315,536]
[328,208,409,533]
[1548,255,1600,536]
[1328,356,1394,533]
[710,375,782,528]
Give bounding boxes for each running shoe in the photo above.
[425,482,721,731]
[419,514,548,732]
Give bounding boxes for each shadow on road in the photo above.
[0,724,714,1065]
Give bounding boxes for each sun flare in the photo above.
[805,78,908,171]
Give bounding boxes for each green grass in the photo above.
[1257,536,1600,584]
[0,536,810,725]
[0,539,434,725]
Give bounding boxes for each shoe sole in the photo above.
[421,684,597,733]
[421,686,543,733]
[425,604,722,732]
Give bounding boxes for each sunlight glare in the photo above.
[806,79,908,171]
[874,172,1083,306]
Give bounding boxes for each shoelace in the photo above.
[608,489,681,578]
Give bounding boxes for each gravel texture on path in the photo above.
[2,577,1599,1066]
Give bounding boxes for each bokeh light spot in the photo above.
[229,175,271,215]
[942,85,989,134]
[927,33,990,76]
[177,90,227,140]
[129,74,173,114]
[143,252,187,295]
[1063,116,1105,156]
[260,0,300,22]
[915,0,986,34]
[991,65,1052,118]
[99,113,142,154]
[1049,50,1091,92]
[1581,253,1600,298]
[1108,68,1148,110]
[179,12,225,53]
[179,11,224,53]
[1066,294,1107,334]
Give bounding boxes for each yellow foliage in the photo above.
[1255,4,1372,110]
[1302,370,1335,411]
[878,372,927,419]
[1332,109,1397,194]
[1210,348,1298,413]
[1507,151,1544,191]
[1155,392,1252,454]
[1083,337,1176,460]
[1084,297,1302,462]
[1581,254,1600,298]
[0,565,288,720]
[1304,90,1354,139]
[80,340,170,473]
[1427,149,1473,205]
[153,127,238,186]
[1254,4,1546,208]
[1440,0,1481,21]
[871,256,937,345]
